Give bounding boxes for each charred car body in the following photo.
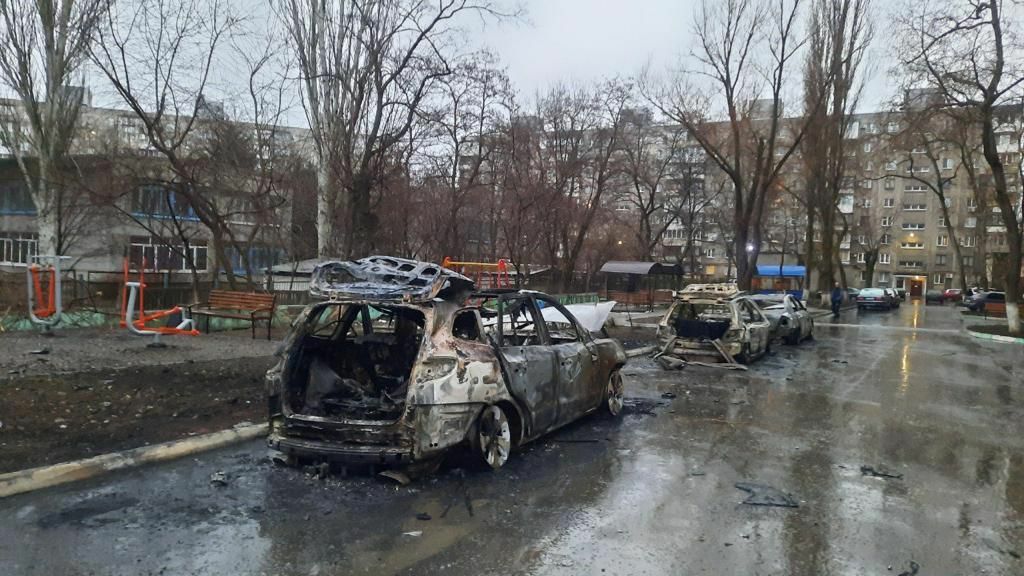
[656,286,772,365]
[749,293,814,345]
[266,256,627,470]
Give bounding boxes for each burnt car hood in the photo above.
[310,255,474,303]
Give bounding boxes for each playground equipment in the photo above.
[441,258,511,290]
[121,259,199,346]
[26,255,71,334]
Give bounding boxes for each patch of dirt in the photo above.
[0,357,276,474]
[968,324,1024,339]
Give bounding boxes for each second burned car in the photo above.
[265,256,627,472]
[655,286,772,366]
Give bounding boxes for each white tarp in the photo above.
[540,301,617,333]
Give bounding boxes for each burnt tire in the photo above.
[785,330,800,345]
[477,405,512,470]
[605,370,625,416]
[735,343,752,364]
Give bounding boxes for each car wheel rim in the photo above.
[607,371,624,415]
[479,406,511,469]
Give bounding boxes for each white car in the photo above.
[750,294,814,345]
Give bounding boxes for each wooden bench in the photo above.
[982,301,1023,319]
[188,290,277,340]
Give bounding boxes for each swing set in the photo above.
[26,255,71,333]
[120,258,199,346]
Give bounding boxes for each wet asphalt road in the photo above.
[2,303,1023,575]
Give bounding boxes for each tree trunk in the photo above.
[864,254,876,286]
[316,161,334,258]
[348,173,376,257]
[32,159,60,257]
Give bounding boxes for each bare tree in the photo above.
[647,0,825,290]
[898,0,1024,332]
[0,0,110,257]
[801,0,873,294]
[91,0,262,290]
[278,0,511,258]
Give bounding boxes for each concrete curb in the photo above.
[625,345,658,358]
[966,328,1024,344]
[0,422,268,499]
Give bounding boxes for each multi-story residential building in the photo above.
[0,92,316,277]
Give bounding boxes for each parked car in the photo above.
[857,288,892,311]
[925,290,946,305]
[656,288,772,364]
[750,293,814,344]
[943,288,963,302]
[883,288,901,308]
[265,256,628,471]
[966,291,1006,312]
[896,288,907,301]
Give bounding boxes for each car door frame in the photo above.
[493,293,561,438]
[737,298,770,355]
[533,294,602,424]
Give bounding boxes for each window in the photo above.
[942,158,954,170]
[860,198,872,209]
[0,181,36,215]
[901,241,925,249]
[865,161,874,171]
[883,197,895,207]
[912,147,927,154]
[878,271,891,283]
[886,122,899,133]
[938,216,946,227]
[879,252,891,264]
[963,256,974,267]
[453,310,482,342]
[933,273,944,284]
[840,250,851,264]
[863,142,873,153]
[536,297,581,344]
[903,203,927,211]
[497,296,543,347]
[902,223,925,230]
[944,197,953,208]
[936,235,949,247]
[914,165,931,173]
[856,252,866,263]
[131,185,199,221]
[703,248,716,259]
[881,216,893,227]
[128,236,208,272]
[963,236,976,247]
[0,231,38,265]
[905,183,928,192]
[857,234,866,244]
[936,254,948,266]
[967,197,978,210]
[899,260,923,268]
[862,179,873,190]
[965,216,977,228]
[885,161,898,172]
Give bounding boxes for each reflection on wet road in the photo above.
[1,304,1023,575]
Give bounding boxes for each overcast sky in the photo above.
[477,0,894,110]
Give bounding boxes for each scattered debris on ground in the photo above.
[209,471,228,487]
[734,482,799,508]
[379,470,412,486]
[861,465,904,480]
[416,512,432,521]
[896,560,920,576]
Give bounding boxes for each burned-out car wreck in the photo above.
[266,256,627,471]
[655,285,771,368]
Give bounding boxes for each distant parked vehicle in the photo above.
[883,288,901,308]
[857,288,892,311]
[967,291,1006,312]
[925,290,946,305]
[943,288,963,302]
[750,293,814,345]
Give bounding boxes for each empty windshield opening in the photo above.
[285,303,427,421]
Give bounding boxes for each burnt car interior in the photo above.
[284,303,425,421]
[667,301,732,340]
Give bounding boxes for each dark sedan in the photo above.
[857,288,892,310]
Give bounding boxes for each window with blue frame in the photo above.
[131,185,199,221]
[0,180,37,215]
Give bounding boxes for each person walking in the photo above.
[830,282,844,319]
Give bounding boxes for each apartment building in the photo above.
[0,92,316,276]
